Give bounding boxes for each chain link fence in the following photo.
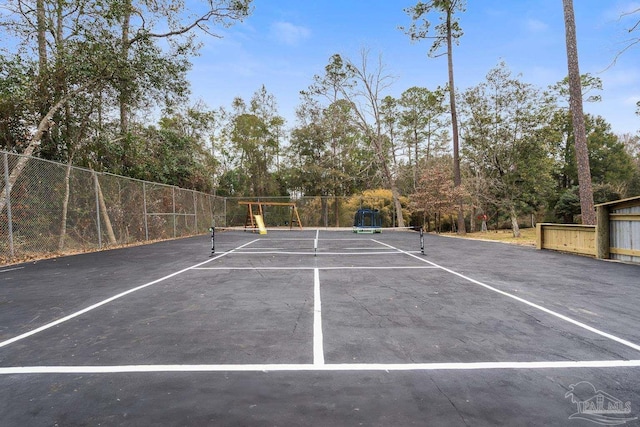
[1,150,225,264]
[0,150,414,264]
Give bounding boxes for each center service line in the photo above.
[0,239,259,350]
[373,239,640,354]
[313,268,324,366]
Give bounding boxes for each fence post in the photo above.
[536,223,544,250]
[142,182,149,241]
[193,191,198,233]
[93,171,102,249]
[3,153,14,258]
[596,205,610,259]
[208,195,214,228]
[172,186,176,238]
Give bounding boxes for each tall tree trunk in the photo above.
[562,0,596,225]
[58,158,73,251]
[446,7,466,234]
[37,0,47,69]
[391,184,404,228]
[413,129,419,191]
[120,0,131,134]
[470,206,476,233]
[510,205,521,238]
[0,84,90,213]
[93,172,118,245]
[321,197,328,227]
[36,0,49,129]
[377,145,405,228]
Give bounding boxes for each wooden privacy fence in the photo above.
[537,195,640,263]
[536,224,596,256]
[597,196,640,263]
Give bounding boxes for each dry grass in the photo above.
[440,227,537,247]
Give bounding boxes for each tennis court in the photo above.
[1,229,639,426]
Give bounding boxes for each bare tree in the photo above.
[562,0,596,224]
[342,50,406,228]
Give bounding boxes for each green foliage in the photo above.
[554,188,581,223]
[547,112,635,193]
[345,189,410,227]
[287,98,374,199]
[402,0,466,56]
[0,55,38,151]
[461,62,554,229]
[0,0,252,190]
[213,86,286,197]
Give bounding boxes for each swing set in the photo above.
[239,201,303,232]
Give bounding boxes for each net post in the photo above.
[420,228,425,255]
[209,226,215,256]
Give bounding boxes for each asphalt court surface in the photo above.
[1,229,640,426]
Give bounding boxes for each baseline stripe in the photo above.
[2,360,640,374]
[373,239,640,354]
[192,266,438,271]
[0,239,259,349]
[225,251,415,255]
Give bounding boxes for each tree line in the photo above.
[1,0,639,235]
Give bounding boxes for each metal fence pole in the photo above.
[3,153,14,258]
[94,172,102,249]
[142,182,149,241]
[172,186,176,238]
[193,191,198,232]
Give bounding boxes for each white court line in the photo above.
[318,238,380,241]
[0,239,259,350]
[342,247,397,250]
[373,239,640,355]
[192,266,439,271]
[223,251,412,256]
[314,268,324,366]
[2,360,640,374]
[0,267,24,273]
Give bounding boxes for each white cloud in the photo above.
[623,94,640,106]
[270,21,311,46]
[525,18,549,33]
[602,68,640,89]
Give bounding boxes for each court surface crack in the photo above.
[430,377,470,426]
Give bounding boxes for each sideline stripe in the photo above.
[2,360,640,374]
[0,267,24,273]
[373,239,640,354]
[0,239,259,349]
[314,268,324,366]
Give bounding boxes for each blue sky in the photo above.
[188,0,640,135]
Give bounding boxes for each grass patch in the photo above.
[441,227,537,247]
